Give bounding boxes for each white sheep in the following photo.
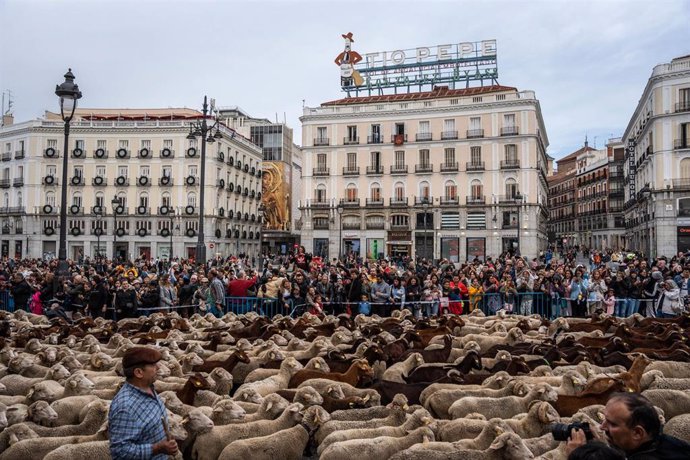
[382,353,425,383]
[217,405,330,460]
[191,402,305,460]
[641,389,690,420]
[425,379,531,419]
[210,399,246,425]
[315,403,408,445]
[26,372,95,403]
[48,395,100,426]
[329,393,408,422]
[406,417,512,452]
[296,379,381,406]
[0,364,72,396]
[19,399,108,438]
[448,383,559,420]
[389,431,534,460]
[663,413,690,443]
[319,426,435,460]
[0,423,38,452]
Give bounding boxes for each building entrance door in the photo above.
[415,234,433,260]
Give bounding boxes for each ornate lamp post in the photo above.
[515,190,523,256]
[336,204,344,260]
[111,197,120,261]
[423,200,429,260]
[186,96,222,265]
[168,208,178,269]
[55,69,82,280]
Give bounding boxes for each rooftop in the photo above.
[45,108,203,121]
[321,85,518,106]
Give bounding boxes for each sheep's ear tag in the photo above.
[314,362,320,369]
[597,412,605,421]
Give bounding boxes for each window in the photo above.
[419,121,430,133]
[4,143,11,153]
[161,193,171,207]
[415,212,433,228]
[16,192,22,207]
[680,88,690,104]
[189,165,198,176]
[370,151,381,168]
[504,113,516,127]
[471,146,481,164]
[466,212,486,229]
[47,165,57,176]
[317,127,327,141]
[445,181,457,199]
[316,154,327,170]
[346,184,358,201]
[505,144,517,162]
[394,150,405,167]
[419,181,430,199]
[391,215,408,227]
[471,180,483,198]
[370,183,382,200]
[370,124,381,142]
[72,193,82,207]
[118,140,129,149]
[162,166,172,177]
[139,194,149,207]
[347,152,357,169]
[75,140,84,149]
[347,125,357,141]
[315,185,327,202]
[95,140,105,150]
[443,119,455,131]
[117,193,127,208]
[394,182,405,200]
[96,165,106,177]
[505,179,518,197]
[17,166,23,180]
[95,194,104,207]
[395,123,405,135]
[163,139,173,148]
[47,139,58,148]
[140,165,150,176]
[188,193,197,207]
[419,149,430,167]
[469,117,481,130]
[141,140,151,149]
[46,192,56,206]
[444,148,455,164]
[73,166,83,178]
[117,166,128,177]
[441,212,460,229]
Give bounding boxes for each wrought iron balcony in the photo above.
[416,132,433,142]
[466,196,486,205]
[466,129,484,138]
[440,162,459,172]
[366,222,385,230]
[159,177,173,186]
[675,101,690,113]
[673,178,690,190]
[390,197,408,206]
[366,198,384,206]
[342,222,361,230]
[1,152,11,161]
[391,134,408,144]
[310,199,331,208]
[500,126,519,136]
[366,166,384,175]
[367,135,383,144]
[498,195,521,204]
[674,139,690,150]
[0,179,11,188]
[14,150,24,160]
[12,178,24,187]
[313,167,330,176]
[466,161,485,171]
[313,222,330,230]
[342,166,360,176]
[343,137,360,145]
[313,137,330,146]
[415,164,433,173]
[500,160,520,169]
[390,165,408,174]
[340,198,360,207]
[441,130,458,140]
[440,196,459,205]
[414,196,433,206]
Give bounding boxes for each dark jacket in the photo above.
[11,280,33,310]
[87,282,109,312]
[347,277,362,302]
[115,288,138,317]
[626,434,690,460]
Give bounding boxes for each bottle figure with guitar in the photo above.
[334,32,364,87]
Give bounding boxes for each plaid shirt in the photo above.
[108,382,169,460]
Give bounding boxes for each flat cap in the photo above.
[122,346,162,369]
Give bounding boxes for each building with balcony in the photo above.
[0,108,262,260]
[623,55,690,257]
[299,85,550,261]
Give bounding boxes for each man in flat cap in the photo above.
[109,346,178,459]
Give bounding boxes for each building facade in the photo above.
[0,108,263,261]
[624,55,690,257]
[219,107,302,254]
[299,85,550,262]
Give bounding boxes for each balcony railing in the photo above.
[366,222,385,230]
[416,132,433,142]
[367,135,383,144]
[0,179,10,188]
[502,222,518,229]
[466,161,485,171]
[366,166,384,175]
[390,165,408,174]
[673,178,690,190]
[674,139,690,150]
[500,160,520,169]
[340,198,360,207]
[342,222,361,230]
[366,198,384,206]
[466,129,484,138]
[159,177,173,186]
[313,222,330,230]
[415,164,433,173]
[343,137,360,145]
[313,137,330,146]
[12,178,24,187]
[500,126,519,136]
[440,162,459,172]
[1,152,11,161]
[675,101,690,113]
[466,196,486,205]
[310,200,331,208]
[390,197,408,206]
[390,224,409,230]
[498,195,522,204]
[441,130,458,140]
[414,196,433,205]
[391,134,408,144]
[440,196,459,205]
[14,150,24,160]
[342,166,360,176]
[313,168,330,176]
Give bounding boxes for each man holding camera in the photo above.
[565,393,690,459]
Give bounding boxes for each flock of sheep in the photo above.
[0,308,689,459]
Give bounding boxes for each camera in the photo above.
[550,422,594,441]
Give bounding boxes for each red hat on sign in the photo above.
[341,32,354,42]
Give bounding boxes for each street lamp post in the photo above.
[186,96,222,266]
[336,204,344,261]
[111,197,119,261]
[95,210,102,259]
[55,69,82,280]
[168,209,176,269]
[515,191,523,256]
[234,224,240,256]
[423,201,429,260]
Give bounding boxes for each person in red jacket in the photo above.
[227,270,258,298]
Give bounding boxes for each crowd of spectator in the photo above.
[0,245,689,321]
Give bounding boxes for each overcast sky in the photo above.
[1,0,689,159]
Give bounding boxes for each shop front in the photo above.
[343,236,361,257]
[678,226,690,253]
[440,237,460,263]
[466,237,486,262]
[367,238,384,260]
[387,230,411,258]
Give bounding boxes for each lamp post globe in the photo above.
[55,69,83,283]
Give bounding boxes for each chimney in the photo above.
[1,114,13,126]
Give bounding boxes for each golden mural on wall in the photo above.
[262,161,291,231]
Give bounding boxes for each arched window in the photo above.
[187,192,197,207]
[46,191,56,207]
[470,180,483,199]
[95,192,104,208]
[419,181,430,201]
[117,192,127,208]
[161,192,171,207]
[370,182,381,201]
[505,178,517,198]
[680,158,690,178]
[139,192,149,208]
[2,193,8,208]
[16,192,22,207]
[346,183,357,202]
[72,192,82,207]
[394,182,405,200]
[444,180,457,199]
[315,184,327,203]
